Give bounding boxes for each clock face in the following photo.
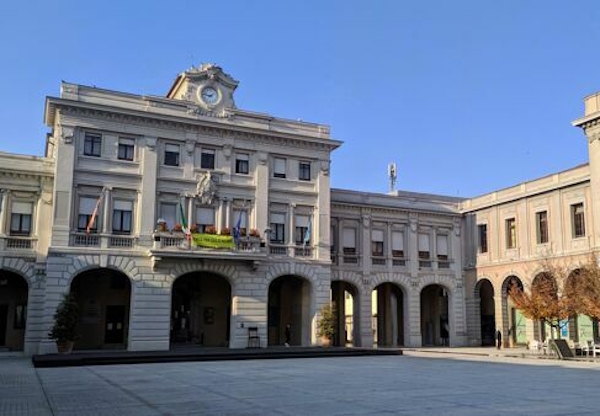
[200,87,219,105]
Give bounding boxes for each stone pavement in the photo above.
[2,353,600,415]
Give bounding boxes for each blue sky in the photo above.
[1,1,598,197]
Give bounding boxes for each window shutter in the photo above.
[165,144,179,153]
[392,231,404,251]
[371,229,384,242]
[437,234,448,256]
[274,158,286,174]
[202,148,215,155]
[12,202,33,215]
[160,204,176,228]
[237,153,249,161]
[120,138,135,146]
[114,200,132,211]
[418,233,430,251]
[296,215,309,227]
[196,207,214,224]
[79,197,98,215]
[271,213,285,224]
[343,228,356,248]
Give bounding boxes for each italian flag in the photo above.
[178,199,191,239]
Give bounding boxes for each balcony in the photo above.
[268,243,314,259]
[0,235,37,256]
[149,232,267,267]
[70,232,136,249]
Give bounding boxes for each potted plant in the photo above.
[205,225,217,235]
[156,218,167,232]
[249,228,261,238]
[49,293,79,354]
[173,223,183,232]
[317,302,337,347]
[220,227,231,236]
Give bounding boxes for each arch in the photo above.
[372,281,405,347]
[268,274,312,346]
[171,271,232,347]
[420,284,450,347]
[502,275,526,346]
[70,268,132,350]
[0,270,28,351]
[475,278,495,346]
[331,280,360,346]
[65,256,137,287]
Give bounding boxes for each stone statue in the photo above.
[196,171,218,204]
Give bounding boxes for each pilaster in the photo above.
[138,136,158,246]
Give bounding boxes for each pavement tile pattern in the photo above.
[1,352,600,415]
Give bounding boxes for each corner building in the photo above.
[0,64,598,354]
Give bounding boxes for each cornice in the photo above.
[47,99,342,153]
[0,170,54,182]
[331,202,460,219]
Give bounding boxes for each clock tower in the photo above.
[166,63,238,115]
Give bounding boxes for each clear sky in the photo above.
[1,1,598,197]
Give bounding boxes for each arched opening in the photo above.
[565,269,595,344]
[531,272,558,341]
[268,275,311,346]
[420,284,449,346]
[503,275,526,346]
[331,281,360,346]
[0,271,28,351]
[171,272,231,347]
[476,279,495,346]
[70,268,131,350]
[372,283,404,347]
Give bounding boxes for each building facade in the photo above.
[0,64,598,354]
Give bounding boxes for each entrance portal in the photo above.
[476,279,495,346]
[372,283,404,347]
[331,281,359,346]
[171,273,231,347]
[70,269,131,350]
[503,275,526,345]
[268,275,311,346]
[421,284,449,346]
[0,272,28,351]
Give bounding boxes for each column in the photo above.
[137,136,158,247]
[254,152,269,236]
[359,287,373,347]
[0,190,10,235]
[51,125,76,246]
[101,187,111,234]
[288,203,295,256]
[315,160,331,261]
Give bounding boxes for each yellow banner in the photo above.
[191,233,234,249]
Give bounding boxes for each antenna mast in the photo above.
[388,162,397,193]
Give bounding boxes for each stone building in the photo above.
[0,64,598,354]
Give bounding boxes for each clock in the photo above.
[200,86,219,105]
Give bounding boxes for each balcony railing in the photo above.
[371,256,386,266]
[71,233,100,247]
[153,232,264,253]
[0,236,37,251]
[70,232,136,249]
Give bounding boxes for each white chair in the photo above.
[591,341,600,358]
[529,340,540,353]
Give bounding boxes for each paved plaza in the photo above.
[1,352,600,415]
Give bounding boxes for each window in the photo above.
[118,138,135,161]
[299,161,311,181]
[536,211,548,244]
[371,229,384,256]
[235,153,249,174]
[392,231,404,257]
[478,224,488,253]
[506,218,516,249]
[112,200,133,234]
[270,213,286,244]
[78,196,100,232]
[10,202,32,236]
[572,203,585,238]
[201,149,215,169]
[274,157,286,178]
[437,234,449,261]
[164,144,180,166]
[159,203,177,230]
[343,228,357,255]
[295,215,310,245]
[84,133,101,157]
[418,233,430,259]
[195,207,215,233]
[233,209,248,235]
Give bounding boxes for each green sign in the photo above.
[191,233,234,249]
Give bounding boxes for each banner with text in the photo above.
[191,233,235,249]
